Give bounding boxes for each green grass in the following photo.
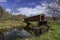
[23,21,60,40]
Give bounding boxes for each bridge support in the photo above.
[37,21,47,27]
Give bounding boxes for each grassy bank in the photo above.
[23,21,60,40]
[0,20,26,33]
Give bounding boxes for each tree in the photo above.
[46,0,60,21]
[0,6,5,21]
[0,6,12,21]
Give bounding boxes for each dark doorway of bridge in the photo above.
[41,16,44,21]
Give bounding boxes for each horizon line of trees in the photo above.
[0,6,25,21]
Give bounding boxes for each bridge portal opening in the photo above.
[41,16,44,21]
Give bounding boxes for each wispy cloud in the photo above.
[0,0,7,2]
[14,0,22,3]
[28,2,36,6]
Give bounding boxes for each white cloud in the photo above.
[15,5,46,16]
[6,9,11,13]
[0,0,7,2]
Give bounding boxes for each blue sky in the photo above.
[0,0,52,16]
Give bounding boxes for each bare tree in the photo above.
[46,0,60,21]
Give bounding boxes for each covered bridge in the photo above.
[24,13,47,26]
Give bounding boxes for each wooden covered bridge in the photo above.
[24,13,47,26]
[24,13,50,36]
